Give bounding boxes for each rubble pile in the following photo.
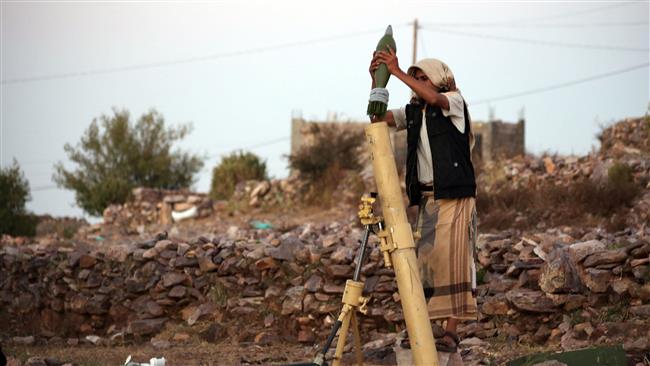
[482,119,649,189]
[599,116,650,158]
[102,188,213,231]
[478,116,650,229]
[469,228,650,356]
[231,176,304,208]
[234,170,365,209]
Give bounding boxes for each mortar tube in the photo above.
[364,122,439,366]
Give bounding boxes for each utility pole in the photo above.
[412,18,419,65]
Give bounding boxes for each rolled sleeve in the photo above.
[441,91,464,119]
[442,91,466,133]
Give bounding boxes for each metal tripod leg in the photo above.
[331,280,368,366]
[351,311,363,366]
[332,304,352,366]
[331,305,364,366]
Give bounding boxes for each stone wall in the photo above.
[472,118,525,162]
[102,188,213,231]
[1,220,648,352]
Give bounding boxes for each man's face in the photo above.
[414,69,437,91]
[413,68,438,103]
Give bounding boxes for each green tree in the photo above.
[0,160,38,236]
[210,151,267,200]
[54,108,204,216]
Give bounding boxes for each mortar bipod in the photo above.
[306,192,389,366]
[283,193,394,366]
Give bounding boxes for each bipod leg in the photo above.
[351,311,363,366]
[332,305,353,366]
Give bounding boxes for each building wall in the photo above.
[472,119,525,162]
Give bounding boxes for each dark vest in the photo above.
[405,100,476,206]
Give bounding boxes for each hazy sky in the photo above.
[1,0,649,220]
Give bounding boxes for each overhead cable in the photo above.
[470,62,649,105]
[1,25,407,85]
[425,21,648,28]
[420,26,649,53]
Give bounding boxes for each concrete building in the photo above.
[471,118,525,163]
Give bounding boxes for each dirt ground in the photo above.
[2,337,585,366]
[5,342,315,366]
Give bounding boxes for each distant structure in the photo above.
[290,114,366,157]
[290,115,525,166]
[471,118,525,162]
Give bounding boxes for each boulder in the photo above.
[506,289,556,313]
[128,318,167,336]
[579,268,611,293]
[162,272,187,287]
[568,240,605,263]
[582,250,628,268]
[539,248,582,294]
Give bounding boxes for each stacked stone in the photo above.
[235,171,365,209]
[472,229,650,353]
[102,187,213,229]
[232,177,305,208]
[2,222,649,356]
[0,221,405,346]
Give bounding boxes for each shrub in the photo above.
[288,124,364,181]
[477,162,641,232]
[210,151,267,200]
[608,161,634,187]
[287,124,365,206]
[0,160,38,236]
[54,109,203,216]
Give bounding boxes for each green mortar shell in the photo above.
[367,25,396,116]
[373,25,397,88]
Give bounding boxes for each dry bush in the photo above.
[477,161,641,232]
[35,216,87,239]
[287,124,365,207]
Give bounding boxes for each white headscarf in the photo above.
[407,58,455,91]
[408,58,475,151]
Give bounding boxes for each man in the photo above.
[369,47,478,354]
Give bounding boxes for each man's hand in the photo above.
[368,111,396,127]
[374,46,401,76]
[369,51,379,79]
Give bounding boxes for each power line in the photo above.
[420,26,649,53]
[12,135,292,175]
[1,25,406,85]
[31,184,58,192]
[469,62,649,105]
[488,2,635,24]
[209,136,290,159]
[428,21,648,28]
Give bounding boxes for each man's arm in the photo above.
[374,47,450,111]
[395,72,449,110]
